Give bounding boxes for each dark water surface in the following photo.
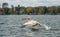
[0,15,60,37]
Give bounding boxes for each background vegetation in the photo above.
[0,3,60,15]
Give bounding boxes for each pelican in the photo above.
[21,17,51,30]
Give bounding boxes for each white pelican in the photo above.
[21,17,51,30]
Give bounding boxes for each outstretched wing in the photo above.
[32,22,41,27]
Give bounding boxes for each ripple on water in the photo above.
[0,15,60,37]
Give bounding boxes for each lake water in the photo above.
[0,15,60,37]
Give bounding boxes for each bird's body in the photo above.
[21,20,41,28]
[23,20,40,26]
[21,17,51,30]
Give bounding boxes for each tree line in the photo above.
[0,3,60,15]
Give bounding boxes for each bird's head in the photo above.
[22,17,31,21]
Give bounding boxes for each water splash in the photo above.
[41,24,51,30]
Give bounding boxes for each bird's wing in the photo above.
[20,22,30,28]
[32,22,41,27]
